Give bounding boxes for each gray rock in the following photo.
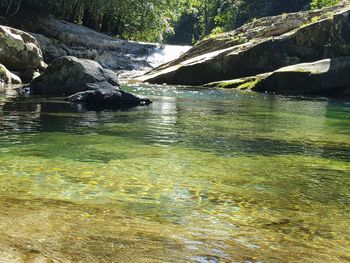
[252,56,350,96]
[30,33,68,62]
[7,15,159,71]
[0,25,46,72]
[30,56,120,96]
[138,4,350,86]
[29,56,152,107]
[68,89,152,109]
[6,14,190,73]
[0,63,22,84]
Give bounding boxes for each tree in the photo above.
[1,0,345,44]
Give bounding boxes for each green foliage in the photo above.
[209,27,225,37]
[1,0,182,42]
[166,0,311,44]
[311,0,342,9]
[2,0,343,44]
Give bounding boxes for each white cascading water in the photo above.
[147,45,191,68]
[118,44,191,80]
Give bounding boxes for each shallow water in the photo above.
[0,85,349,262]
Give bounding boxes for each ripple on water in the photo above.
[0,85,350,262]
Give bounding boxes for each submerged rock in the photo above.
[0,25,46,75]
[0,64,21,84]
[139,4,350,86]
[68,89,152,109]
[29,56,151,107]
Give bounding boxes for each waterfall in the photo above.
[118,44,192,80]
[147,45,191,68]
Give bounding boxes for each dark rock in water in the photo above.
[252,56,350,96]
[138,4,350,86]
[30,56,120,96]
[29,56,151,107]
[67,89,152,110]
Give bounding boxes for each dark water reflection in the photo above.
[0,85,350,262]
[1,86,350,161]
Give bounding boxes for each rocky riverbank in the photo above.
[4,11,190,73]
[139,3,350,97]
[0,21,152,108]
[2,4,350,100]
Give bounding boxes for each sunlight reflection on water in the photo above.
[0,85,349,262]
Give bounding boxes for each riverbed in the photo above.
[0,84,349,262]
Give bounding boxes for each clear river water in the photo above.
[0,84,349,262]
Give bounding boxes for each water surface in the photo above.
[0,85,349,262]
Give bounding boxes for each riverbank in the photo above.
[139,3,350,98]
[2,4,350,105]
[3,11,190,74]
[1,14,188,109]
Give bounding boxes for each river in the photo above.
[0,84,349,262]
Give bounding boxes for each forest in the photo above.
[0,0,343,44]
[1,0,350,261]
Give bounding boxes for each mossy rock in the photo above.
[204,74,269,91]
[251,56,350,97]
[139,4,350,87]
[0,25,45,72]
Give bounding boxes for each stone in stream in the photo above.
[29,56,152,107]
[67,89,152,109]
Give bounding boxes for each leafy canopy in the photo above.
[0,0,346,43]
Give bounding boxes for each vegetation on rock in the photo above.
[139,3,350,87]
[0,0,346,43]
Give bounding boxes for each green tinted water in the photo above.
[0,85,349,262]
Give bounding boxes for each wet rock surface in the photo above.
[68,89,152,110]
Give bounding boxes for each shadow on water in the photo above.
[0,96,146,131]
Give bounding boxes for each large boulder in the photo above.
[6,14,190,73]
[204,56,350,97]
[138,4,350,85]
[30,56,120,96]
[251,56,350,96]
[0,64,21,84]
[6,14,157,70]
[29,56,151,107]
[0,25,46,72]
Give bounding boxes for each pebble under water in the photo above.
[0,84,349,262]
